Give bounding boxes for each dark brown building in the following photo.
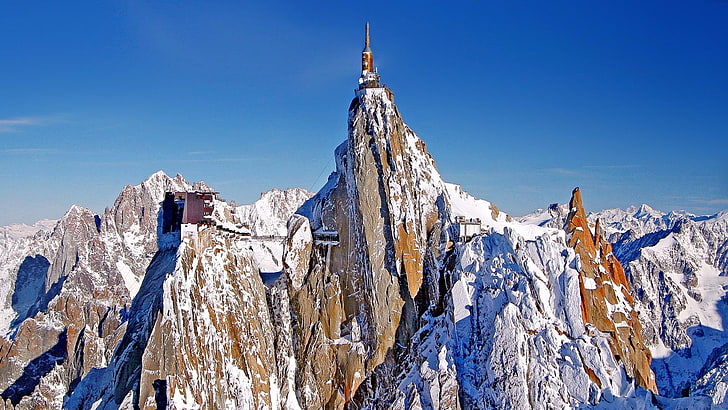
[162,191,217,233]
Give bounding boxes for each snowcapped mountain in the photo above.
[0,220,57,241]
[0,172,310,409]
[236,188,313,237]
[1,83,725,409]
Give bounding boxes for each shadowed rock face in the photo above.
[565,187,657,393]
[283,88,450,407]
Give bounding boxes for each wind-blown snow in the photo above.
[116,261,141,299]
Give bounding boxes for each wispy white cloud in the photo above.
[76,156,269,167]
[544,164,641,177]
[0,148,59,154]
[0,118,41,132]
[0,116,60,133]
[691,198,728,205]
[546,168,582,176]
[175,156,271,164]
[583,164,640,170]
[77,160,146,167]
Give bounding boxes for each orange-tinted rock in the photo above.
[566,187,658,393]
[283,88,448,407]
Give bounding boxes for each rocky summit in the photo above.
[0,84,726,409]
[565,187,656,393]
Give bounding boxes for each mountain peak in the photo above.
[64,204,93,218]
[278,81,451,406]
[148,169,168,179]
[566,188,658,393]
[634,203,662,219]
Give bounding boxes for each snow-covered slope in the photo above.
[0,220,57,241]
[235,188,313,273]
[236,188,313,237]
[614,211,728,399]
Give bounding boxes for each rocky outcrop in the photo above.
[137,231,279,409]
[282,87,450,407]
[60,180,310,409]
[565,187,657,393]
[521,200,728,399]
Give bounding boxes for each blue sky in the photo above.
[1,1,726,225]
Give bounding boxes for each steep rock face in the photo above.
[0,88,695,408]
[565,188,657,393]
[279,89,653,409]
[0,172,190,408]
[692,342,728,405]
[284,88,450,407]
[521,202,728,399]
[102,171,190,276]
[0,223,60,336]
[350,183,657,409]
[562,205,728,398]
[136,231,280,409]
[438,186,650,409]
[0,205,131,409]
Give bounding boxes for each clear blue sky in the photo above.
[1,1,726,225]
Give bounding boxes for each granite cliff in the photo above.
[565,188,656,393]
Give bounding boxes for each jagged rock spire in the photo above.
[566,187,658,393]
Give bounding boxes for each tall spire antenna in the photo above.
[365,22,370,48]
[358,22,380,89]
